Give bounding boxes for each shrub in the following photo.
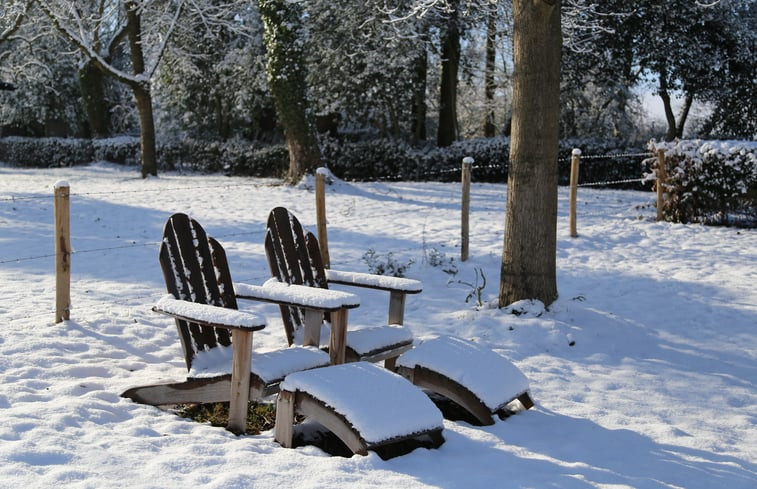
[0,135,649,188]
[0,136,94,167]
[647,140,757,226]
[362,248,414,277]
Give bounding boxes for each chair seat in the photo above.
[189,345,330,384]
[397,335,530,411]
[297,323,414,359]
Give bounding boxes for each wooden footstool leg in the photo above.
[518,392,535,410]
[275,390,295,448]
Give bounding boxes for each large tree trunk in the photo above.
[412,46,428,142]
[125,0,157,177]
[78,60,110,138]
[258,0,321,184]
[676,92,693,138]
[499,0,561,308]
[483,10,497,137]
[437,2,460,147]
[133,84,158,177]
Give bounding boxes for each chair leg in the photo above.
[275,390,295,448]
[227,329,253,434]
[383,356,397,371]
[518,392,535,410]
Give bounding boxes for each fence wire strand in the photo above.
[1,149,654,264]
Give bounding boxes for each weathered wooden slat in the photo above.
[295,392,368,455]
[265,230,301,345]
[159,242,195,369]
[169,214,220,352]
[396,365,496,426]
[274,390,295,448]
[264,207,415,366]
[228,329,253,434]
[122,375,269,405]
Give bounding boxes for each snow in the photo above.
[154,294,265,330]
[341,325,413,356]
[280,362,443,445]
[190,345,329,384]
[326,269,423,293]
[234,278,361,310]
[1,162,756,488]
[397,335,530,411]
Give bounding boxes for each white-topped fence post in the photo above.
[54,181,71,323]
[461,157,473,261]
[569,148,581,238]
[315,168,330,269]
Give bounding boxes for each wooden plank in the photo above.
[227,329,253,434]
[329,308,348,365]
[315,172,331,269]
[518,392,535,410]
[296,391,368,455]
[569,149,580,237]
[274,390,295,448]
[305,232,328,288]
[170,214,220,351]
[461,158,471,261]
[302,308,322,347]
[388,291,406,325]
[397,365,495,426]
[54,183,71,323]
[122,375,269,406]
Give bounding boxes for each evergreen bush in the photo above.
[647,140,757,226]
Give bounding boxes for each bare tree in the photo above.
[0,0,33,90]
[34,0,188,177]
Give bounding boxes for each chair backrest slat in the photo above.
[158,213,233,369]
[265,207,329,345]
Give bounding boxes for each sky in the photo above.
[0,162,755,488]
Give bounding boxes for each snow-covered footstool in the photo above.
[275,362,444,456]
[395,335,534,425]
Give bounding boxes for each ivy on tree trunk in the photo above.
[258,0,321,184]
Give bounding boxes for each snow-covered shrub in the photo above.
[159,139,287,176]
[647,140,757,225]
[321,138,416,181]
[419,138,509,182]
[362,249,414,277]
[0,137,94,167]
[224,143,288,177]
[92,137,140,166]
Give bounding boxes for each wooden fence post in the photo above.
[656,149,667,221]
[569,148,581,238]
[54,181,71,323]
[315,168,330,268]
[461,157,473,261]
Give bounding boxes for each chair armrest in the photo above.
[152,295,266,331]
[325,270,423,294]
[234,279,361,312]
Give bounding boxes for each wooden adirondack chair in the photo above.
[123,214,443,456]
[121,213,332,434]
[263,206,420,367]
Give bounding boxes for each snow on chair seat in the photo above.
[189,343,330,386]
[275,362,445,457]
[396,335,534,425]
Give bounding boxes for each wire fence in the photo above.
[1,149,658,323]
[0,149,654,265]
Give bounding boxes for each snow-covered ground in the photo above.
[1,162,755,488]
